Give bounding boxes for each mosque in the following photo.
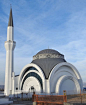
[4,8,83,96]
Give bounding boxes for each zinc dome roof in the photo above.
[36,49,61,55]
[32,49,66,79]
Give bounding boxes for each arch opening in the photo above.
[22,77,41,92]
[21,72,43,90]
[55,76,80,95]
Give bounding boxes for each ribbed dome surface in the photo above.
[32,49,66,79]
[36,49,62,55]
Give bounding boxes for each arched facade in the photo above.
[49,62,83,94]
[12,49,83,95]
[18,63,45,93]
[55,75,80,95]
[5,48,83,95]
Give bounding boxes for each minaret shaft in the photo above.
[4,33,16,96]
[4,8,16,96]
[7,27,14,41]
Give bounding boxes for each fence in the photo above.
[9,89,86,103]
[9,92,33,101]
[32,93,67,105]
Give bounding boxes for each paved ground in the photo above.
[0,91,4,96]
[0,97,13,105]
[0,91,13,105]
[10,101,33,105]
[67,94,86,103]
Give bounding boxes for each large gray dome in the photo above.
[36,49,62,55]
[32,49,66,79]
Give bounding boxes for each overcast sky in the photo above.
[0,0,86,85]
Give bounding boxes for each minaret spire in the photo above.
[8,6,13,27]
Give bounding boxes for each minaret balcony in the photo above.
[5,40,16,50]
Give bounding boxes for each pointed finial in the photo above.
[8,5,14,27]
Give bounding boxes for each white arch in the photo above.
[55,75,80,95]
[20,70,43,90]
[22,77,41,93]
[49,62,82,81]
[18,63,45,90]
[50,68,78,93]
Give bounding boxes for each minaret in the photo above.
[4,8,16,96]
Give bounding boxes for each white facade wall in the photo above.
[14,76,19,90]
[5,60,83,96]
[45,80,50,93]
[13,62,83,95]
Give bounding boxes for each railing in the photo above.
[8,89,86,103]
[32,93,67,105]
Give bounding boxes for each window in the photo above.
[16,87,18,90]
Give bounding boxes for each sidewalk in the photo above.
[0,91,13,105]
[0,97,13,105]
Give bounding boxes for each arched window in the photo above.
[21,72,43,90]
